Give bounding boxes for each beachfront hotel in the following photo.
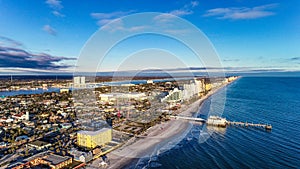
[77,127,112,149]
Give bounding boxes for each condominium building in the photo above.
[77,127,112,149]
[73,76,86,88]
[160,88,182,102]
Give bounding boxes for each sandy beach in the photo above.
[105,79,239,169]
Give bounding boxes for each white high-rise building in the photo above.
[80,76,85,84]
[74,76,81,84]
[73,76,86,88]
[25,111,29,121]
[181,79,204,100]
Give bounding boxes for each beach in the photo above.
[105,79,238,169]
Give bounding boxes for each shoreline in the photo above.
[104,77,240,169]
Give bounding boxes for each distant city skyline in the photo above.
[0,0,299,74]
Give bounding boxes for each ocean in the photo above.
[137,77,300,168]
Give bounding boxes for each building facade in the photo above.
[160,88,182,103]
[99,93,146,102]
[73,76,86,88]
[77,128,112,149]
[11,152,73,169]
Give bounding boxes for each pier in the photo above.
[170,115,272,131]
[169,115,206,122]
[227,121,272,130]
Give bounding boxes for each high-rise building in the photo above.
[73,76,80,84]
[161,88,182,102]
[77,127,112,149]
[80,76,85,84]
[25,111,29,121]
[73,76,86,88]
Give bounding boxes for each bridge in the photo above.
[169,115,206,122]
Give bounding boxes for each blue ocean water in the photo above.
[144,77,300,168]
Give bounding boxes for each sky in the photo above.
[0,0,299,74]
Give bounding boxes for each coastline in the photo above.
[105,77,240,169]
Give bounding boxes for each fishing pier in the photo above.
[170,115,272,131]
[227,121,272,130]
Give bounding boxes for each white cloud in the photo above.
[96,19,114,26]
[204,3,278,20]
[91,11,133,20]
[45,0,63,10]
[101,19,148,32]
[168,1,199,17]
[91,11,134,26]
[190,1,199,8]
[52,11,65,17]
[45,0,65,17]
[153,13,177,23]
[42,25,57,36]
[150,1,199,35]
[169,9,193,16]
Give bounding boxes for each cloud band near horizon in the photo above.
[0,36,76,70]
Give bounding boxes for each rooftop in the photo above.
[42,154,71,165]
[78,127,111,136]
[80,120,109,131]
[29,140,51,147]
[99,92,146,97]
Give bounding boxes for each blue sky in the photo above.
[0,0,299,73]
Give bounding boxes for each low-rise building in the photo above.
[12,112,29,121]
[69,148,93,163]
[40,154,72,169]
[99,93,146,102]
[207,116,227,127]
[28,140,52,150]
[0,117,14,123]
[15,135,29,142]
[60,88,70,93]
[10,152,73,169]
[0,142,8,148]
[60,123,72,129]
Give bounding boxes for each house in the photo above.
[12,112,29,121]
[23,121,34,126]
[60,123,72,129]
[60,88,70,93]
[0,142,8,148]
[23,127,33,134]
[0,118,14,123]
[15,135,29,142]
[50,115,60,122]
[28,140,52,150]
[69,148,93,163]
